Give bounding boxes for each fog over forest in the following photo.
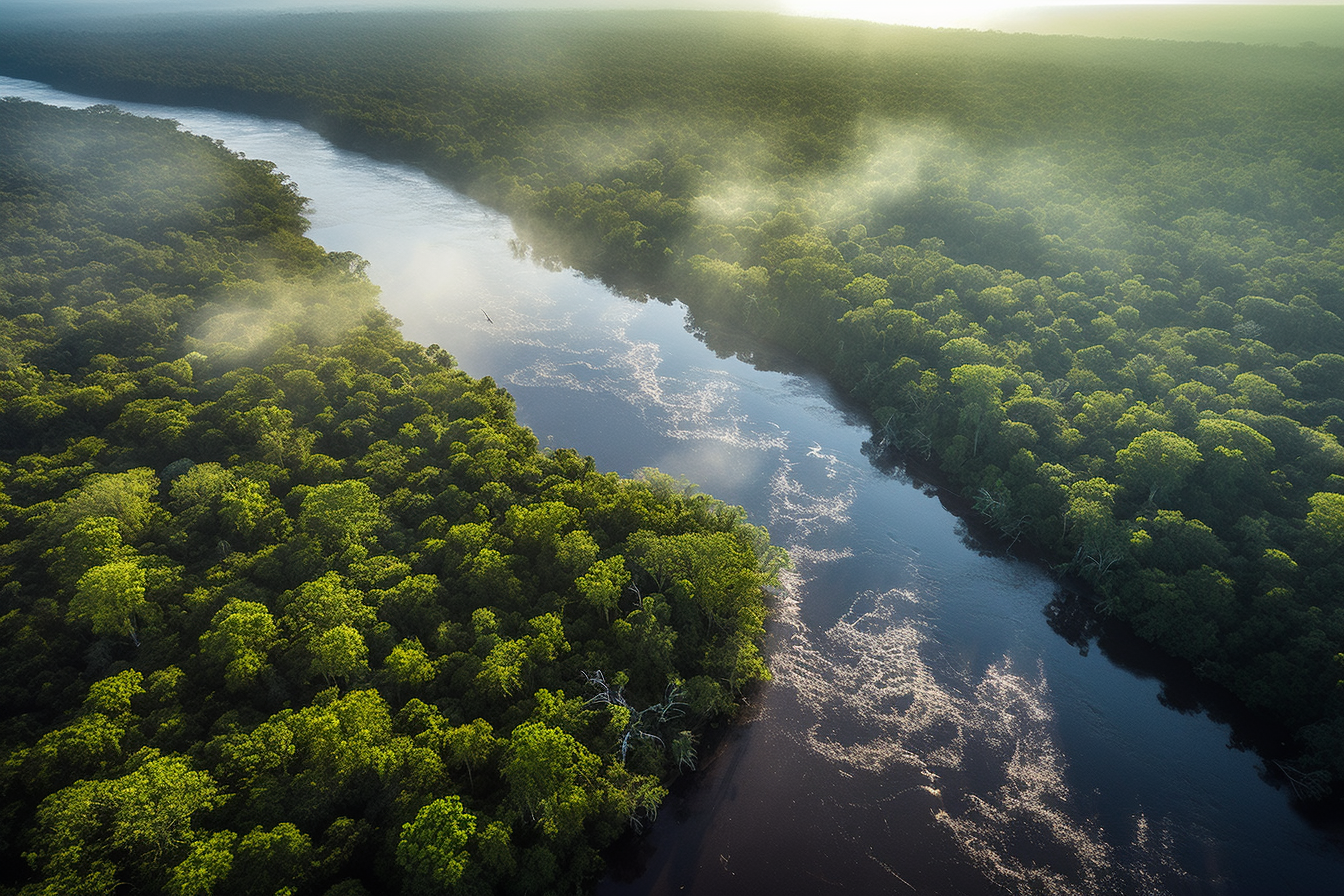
[1,5,1342,895]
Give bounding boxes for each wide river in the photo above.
[4,75,1341,895]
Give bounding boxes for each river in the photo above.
[3,75,1341,895]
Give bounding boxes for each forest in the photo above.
[0,0,1342,834]
[982,3,1344,47]
[0,97,781,895]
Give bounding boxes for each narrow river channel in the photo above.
[3,75,1341,895]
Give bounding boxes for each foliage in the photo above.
[0,99,776,894]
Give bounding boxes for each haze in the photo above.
[3,0,1334,32]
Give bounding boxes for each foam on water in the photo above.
[766,540,1186,893]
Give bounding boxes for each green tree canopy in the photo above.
[69,559,147,643]
[396,796,477,892]
[1116,430,1203,504]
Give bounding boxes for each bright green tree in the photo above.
[444,718,498,790]
[503,722,601,839]
[47,516,131,588]
[396,795,477,892]
[577,555,629,621]
[167,831,237,896]
[25,750,224,893]
[298,479,387,556]
[69,559,147,643]
[1305,492,1344,557]
[384,638,435,696]
[309,623,369,686]
[199,599,280,691]
[49,468,158,540]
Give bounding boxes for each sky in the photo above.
[776,0,1334,29]
[1,0,1336,32]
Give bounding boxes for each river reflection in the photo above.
[3,75,1340,895]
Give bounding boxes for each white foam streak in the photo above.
[769,576,1179,894]
[768,463,855,538]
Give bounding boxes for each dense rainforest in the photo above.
[1,6,1343,795]
[0,98,781,896]
[983,3,1344,47]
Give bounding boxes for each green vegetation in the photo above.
[0,98,780,895]
[983,5,1344,49]
[2,4,1343,788]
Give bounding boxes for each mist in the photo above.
[7,1,1334,38]
[0,0,782,25]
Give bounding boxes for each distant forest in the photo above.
[1,5,1343,801]
[984,4,1344,48]
[0,97,779,895]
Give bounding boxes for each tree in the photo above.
[577,555,629,621]
[283,571,375,636]
[47,516,130,588]
[167,831,237,896]
[298,480,387,557]
[284,689,395,798]
[1231,372,1286,415]
[1193,417,1276,506]
[1133,510,1228,574]
[384,638,435,692]
[229,823,315,896]
[49,468,158,541]
[396,796,477,892]
[199,599,280,691]
[25,749,224,893]
[84,668,145,717]
[504,500,579,553]
[309,623,369,686]
[1305,492,1344,558]
[168,463,234,545]
[219,478,289,548]
[237,405,314,467]
[1115,430,1202,504]
[502,722,601,839]
[629,529,770,679]
[1063,477,1127,579]
[462,547,524,609]
[949,364,1007,455]
[477,638,527,698]
[443,718,498,790]
[24,714,127,789]
[474,614,568,698]
[69,559,147,644]
[107,752,225,858]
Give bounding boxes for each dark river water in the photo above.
[3,75,1341,895]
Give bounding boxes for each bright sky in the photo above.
[777,0,1333,30]
[781,0,1052,29]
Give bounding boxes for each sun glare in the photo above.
[775,0,1294,31]
[779,0,1019,29]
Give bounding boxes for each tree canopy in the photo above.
[0,98,779,895]
[2,0,1343,855]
